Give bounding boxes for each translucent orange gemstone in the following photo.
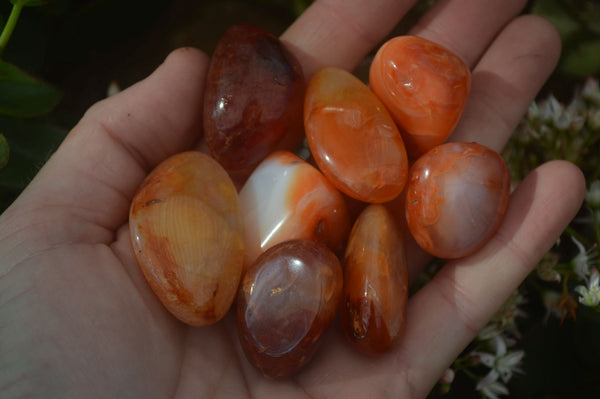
[203,24,305,181]
[370,36,471,158]
[304,67,408,203]
[342,204,408,355]
[237,239,343,378]
[405,142,510,259]
[239,150,350,268]
[129,152,244,326]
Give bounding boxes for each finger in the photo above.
[410,0,527,68]
[450,15,561,151]
[1,48,209,246]
[399,160,585,397]
[401,15,561,281]
[281,0,417,77]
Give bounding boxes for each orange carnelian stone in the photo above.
[370,36,471,158]
[129,152,244,326]
[342,204,408,355]
[405,142,510,259]
[237,239,343,378]
[204,24,306,182]
[239,150,350,267]
[304,67,408,203]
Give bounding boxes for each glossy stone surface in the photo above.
[370,36,471,158]
[129,152,244,326]
[342,204,408,354]
[239,150,350,268]
[204,24,306,181]
[237,239,343,378]
[304,67,408,203]
[405,142,510,259]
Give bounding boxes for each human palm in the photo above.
[0,1,586,398]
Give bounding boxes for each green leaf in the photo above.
[0,133,8,169]
[0,116,66,191]
[0,60,61,117]
[292,0,313,17]
[10,0,47,7]
[560,39,600,78]
[531,0,580,41]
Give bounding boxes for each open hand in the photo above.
[0,1,585,398]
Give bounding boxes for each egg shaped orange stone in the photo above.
[239,150,350,268]
[129,152,244,326]
[304,67,408,203]
[342,204,408,355]
[370,36,471,158]
[405,142,510,259]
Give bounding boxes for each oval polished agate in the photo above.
[342,204,408,355]
[239,150,350,267]
[405,142,510,259]
[204,24,306,181]
[129,152,244,326]
[370,36,471,158]
[304,67,408,203]
[237,239,343,378]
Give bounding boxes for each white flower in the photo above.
[536,252,561,283]
[539,124,553,138]
[553,108,572,130]
[438,367,455,395]
[538,95,560,123]
[571,236,598,280]
[575,268,600,307]
[476,372,510,399]
[471,336,525,399]
[440,368,455,384]
[588,108,600,131]
[472,336,524,384]
[586,180,600,208]
[582,77,600,106]
[542,290,563,322]
[527,101,540,120]
[478,323,503,341]
[484,290,528,340]
[106,81,121,97]
[535,93,586,131]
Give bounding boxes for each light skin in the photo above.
[0,0,586,398]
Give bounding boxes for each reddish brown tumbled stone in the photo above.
[203,24,306,182]
[237,239,342,378]
[342,204,408,354]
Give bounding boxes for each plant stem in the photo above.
[593,208,600,246]
[0,2,25,59]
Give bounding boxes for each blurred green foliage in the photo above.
[0,60,61,116]
[0,0,65,209]
[0,0,172,210]
[532,0,600,78]
[0,133,8,168]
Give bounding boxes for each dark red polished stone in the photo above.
[203,24,306,181]
[237,239,342,378]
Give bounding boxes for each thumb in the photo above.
[0,47,210,252]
